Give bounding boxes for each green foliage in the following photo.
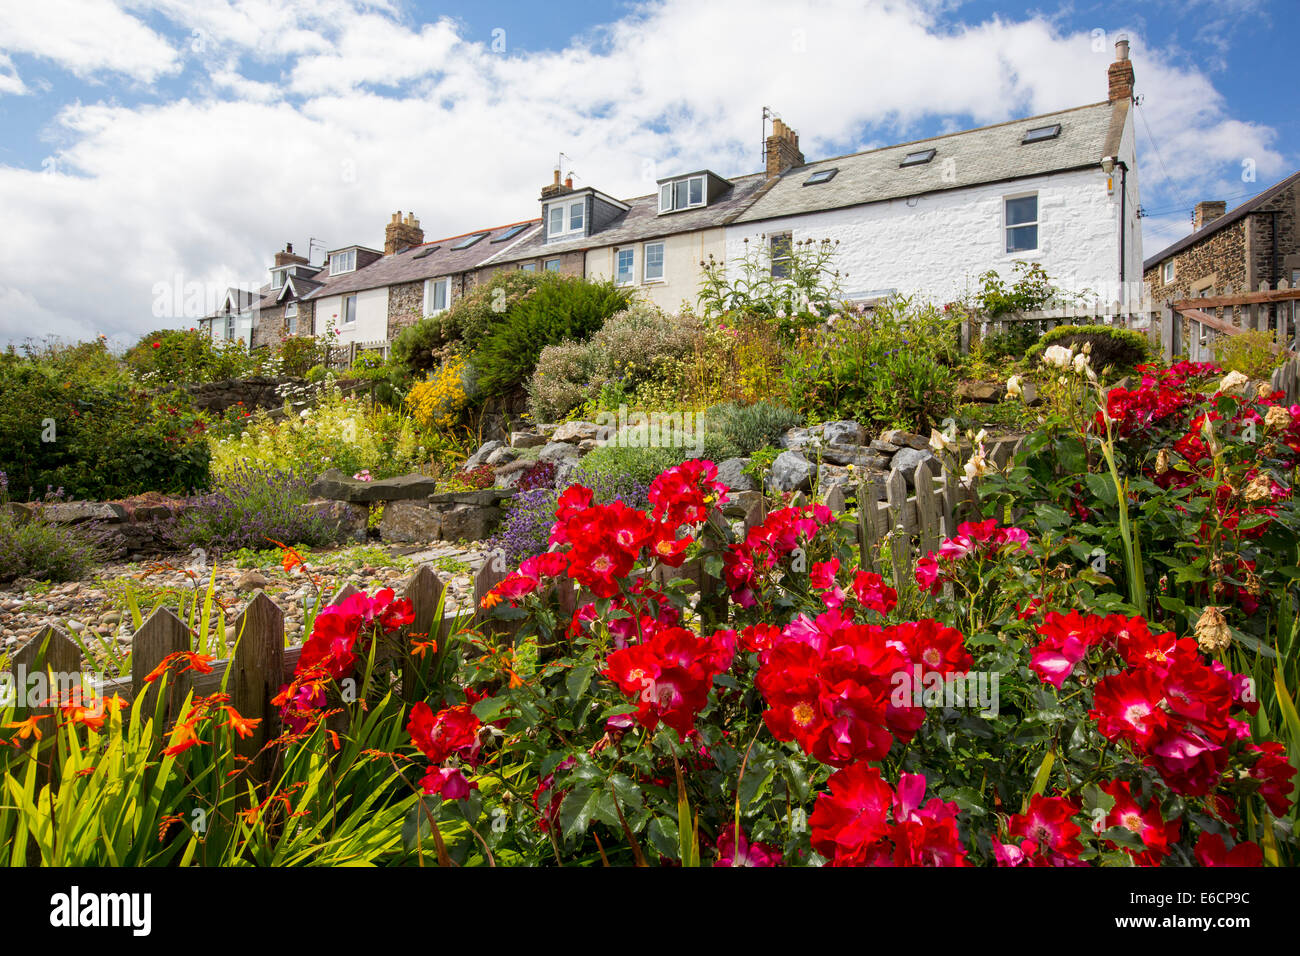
[575,432,741,489]
[528,304,704,421]
[703,400,802,456]
[1213,329,1286,380]
[124,329,260,385]
[1025,324,1150,374]
[392,271,549,376]
[279,335,325,377]
[0,357,210,501]
[698,237,846,337]
[0,500,101,583]
[473,274,633,397]
[971,261,1061,317]
[780,296,960,432]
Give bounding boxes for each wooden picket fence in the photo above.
[961,279,1300,366]
[10,565,467,764]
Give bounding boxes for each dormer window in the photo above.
[546,198,586,239]
[659,175,706,213]
[329,249,356,275]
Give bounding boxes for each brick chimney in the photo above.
[765,117,805,178]
[1108,36,1135,103]
[274,242,309,268]
[541,167,573,200]
[1194,200,1227,231]
[384,211,424,255]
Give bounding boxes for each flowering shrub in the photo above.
[406,357,470,432]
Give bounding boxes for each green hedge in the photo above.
[1024,324,1150,373]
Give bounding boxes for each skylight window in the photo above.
[803,168,838,186]
[900,149,936,167]
[491,224,529,243]
[451,232,489,250]
[1022,125,1061,144]
[412,245,439,259]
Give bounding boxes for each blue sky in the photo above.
[0,0,1293,345]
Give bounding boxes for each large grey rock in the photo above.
[823,420,866,446]
[552,420,601,443]
[510,431,547,449]
[308,499,369,542]
[437,503,503,542]
[721,489,764,517]
[379,500,442,543]
[309,468,437,503]
[869,439,900,455]
[778,427,819,452]
[820,444,888,468]
[554,457,584,488]
[463,440,503,471]
[890,447,936,486]
[486,445,520,467]
[429,489,513,507]
[880,429,930,451]
[769,450,816,493]
[715,457,756,492]
[956,381,1002,402]
[539,441,583,464]
[818,464,854,493]
[41,501,123,524]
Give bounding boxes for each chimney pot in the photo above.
[384,209,424,255]
[765,113,805,178]
[564,175,573,188]
[1115,36,1130,60]
[1107,36,1135,102]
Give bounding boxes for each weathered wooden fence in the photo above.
[9,564,466,761]
[961,280,1300,365]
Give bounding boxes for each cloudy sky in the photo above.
[0,0,1292,347]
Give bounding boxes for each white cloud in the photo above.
[0,0,1289,345]
[0,0,179,83]
[0,53,26,95]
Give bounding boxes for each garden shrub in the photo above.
[698,237,846,337]
[406,357,470,431]
[124,328,260,385]
[780,296,960,432]
[528,304,704,421]
[211,386,426,481]
[1212,328,1286,380]
[1025,324,1149,374]
[0,359,211,501]
[472,274,632,397]
[703,400,803,456]
[171,463,344,554]
[278,335,325,377]
[0,482,102,583]
[574,432,740,489]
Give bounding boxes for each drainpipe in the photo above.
[1102,156,1129,297]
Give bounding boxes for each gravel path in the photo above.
[0,542,486,667]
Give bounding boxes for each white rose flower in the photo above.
[1219,370,1249,394]
[1006,375,1022,398]
[1042,344,1074,368]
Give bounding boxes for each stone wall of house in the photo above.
[1143,217,1249,302]
[387,280,424,339]
[252,304,285,350]
[471,250,586,285]
[1245,180,1300,289]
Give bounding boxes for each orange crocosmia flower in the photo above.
[161,722,208,757]
[222,707,262,739]
[60,701,107,732]
[411,639,438,658]
[102,694,129,714]
[178,652,215,675]
[4,715,48,741]
[480,590,503,610]
[282,550,305,573]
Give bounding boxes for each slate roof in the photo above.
[734,100,1118,225]
[303,221,541,300]
[1142,169,1300,271]
[480,173,775,266]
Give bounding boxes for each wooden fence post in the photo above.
[401,565,449,699]
[131,607,193,723]
[914,459,942,560]
[11,625,82,789]
[230,592,283,775]
[884,470,910,588]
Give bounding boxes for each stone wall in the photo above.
[1143,217,1249,301]
[185,376,304,415]
[387,280,424,339]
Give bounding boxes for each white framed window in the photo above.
[658,175,706,213]
[424,278,450,315]
[1162,261,1175,283]
[1004,193,1038,254]
[643,242,665,281]
[520,262,538,272]
[616,248,635,285]
[544,258,561,272]
[285,302,298,335]
[342,294,357,325]
[224,315,235,339]
[770,233,792,279]
[329,250,356,275]
[547,199,586,238]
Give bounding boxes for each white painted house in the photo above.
[726,40,1142,308]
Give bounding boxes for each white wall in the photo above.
[585,228,725,313]
[724,167,1132,308]
[313,286,389,344]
